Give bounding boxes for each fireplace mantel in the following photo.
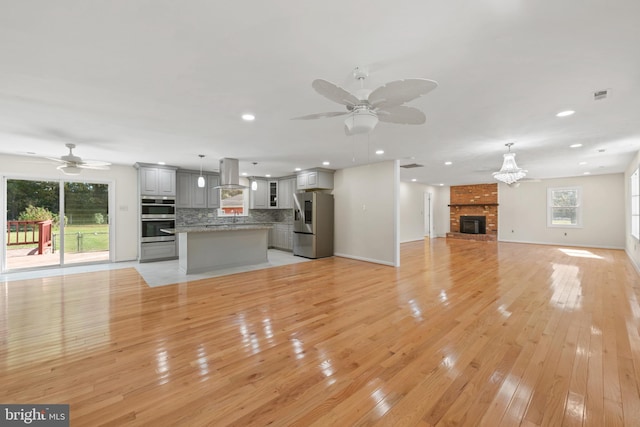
[448,203,499,207]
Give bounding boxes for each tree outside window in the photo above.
[547,186,582,227]
[219,188,249,216]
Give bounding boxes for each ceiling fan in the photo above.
[44,143,111,175]
[293,67,438,135]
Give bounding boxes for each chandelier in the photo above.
[493,143,527,185]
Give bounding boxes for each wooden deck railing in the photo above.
[6,220,53,254]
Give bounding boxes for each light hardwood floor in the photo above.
[1,239,640,426]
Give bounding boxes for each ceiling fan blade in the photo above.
[78,163,110,170]
[42,156,66,163]
[368,78,438,108]
[312,79,360,106]
[291,111,349,120]
[377,105,426,125]
[80,160,111,167]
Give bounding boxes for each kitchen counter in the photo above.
[162,224,272,234]
[162,225,272,274]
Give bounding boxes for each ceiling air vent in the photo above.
[593,89,609,101]
[400,163,424,169]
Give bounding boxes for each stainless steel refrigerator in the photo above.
[293,192,334,258]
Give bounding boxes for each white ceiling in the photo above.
[1,1,639,185]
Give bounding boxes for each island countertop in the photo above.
[162,224,273,234]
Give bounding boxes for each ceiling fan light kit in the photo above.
[345,108,378,134]
[57,165,82,175]
[493,143,527,185]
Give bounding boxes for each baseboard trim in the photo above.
[334,253,398,267]
[497,238,624,250]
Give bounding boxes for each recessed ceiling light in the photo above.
[265,174,271,178]
[242,113,255,121]
[556,110,575,117]
[570,143,583,148]
[578,161,588,165]
[583,172,591,175]
[444,161,452,166]
[322,161,330,166]
[241,172,248,176]
[439,183,444,186]
[157,161,166,165]
[375,150,384,155]
[294,167,301,172]
[411,178,417,182]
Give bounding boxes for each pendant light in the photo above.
[251,162,258,191]
[197,154,205,188]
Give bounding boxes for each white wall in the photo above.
[333,160,399,266]
[0,154,139,264]
[498,173,625,249]
[433,186,450,237]
[399,181,441,243]
[625,150,640,271]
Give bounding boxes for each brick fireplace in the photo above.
[447,183,498,241]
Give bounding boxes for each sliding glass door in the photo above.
[3,178,110,271]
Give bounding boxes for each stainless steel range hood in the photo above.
[215,158,247,189]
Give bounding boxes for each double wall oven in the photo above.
[141,196,175,242]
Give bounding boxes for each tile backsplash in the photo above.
[177,208,292,226]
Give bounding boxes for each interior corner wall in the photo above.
[433,186,451,237]
[399,181,439,243]
[333,160,399,266]
[498,173,625,249]
[625,150,640,271]
[0,154,139,263]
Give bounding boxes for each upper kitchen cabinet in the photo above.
[176,172,206,208]
[136,164,177,196]
[250,179,268,209]
[268,180,278,208]
[177,171,220,208]
[277,177,295,209]
[296,168,334,190]
[206,174,220,209]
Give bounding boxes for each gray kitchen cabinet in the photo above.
[268,180,278,208]
[138,165,177,196]
[140,241,176,261]
[176,172,191,207]
[277,177,295,209]
[176,172,207,208]
[177,171,217,208]
[296,169,334,190]
[272,223,293,251]
[250,179,268,209]
[206,174,220,209]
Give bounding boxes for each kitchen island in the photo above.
[162,224,272,274]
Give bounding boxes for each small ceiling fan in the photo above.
[44,143,111,175]
[293,67,438,135]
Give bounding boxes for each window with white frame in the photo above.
[547,186,582,227]
[631,168,639,239]
[218,188,249,217]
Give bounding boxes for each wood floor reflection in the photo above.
[2,239,639,426]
